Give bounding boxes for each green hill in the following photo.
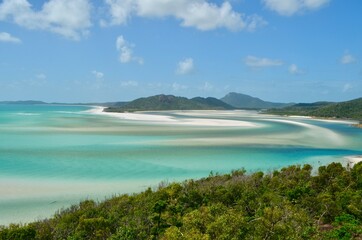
[267,101,334,116]
[191,97,235,110]
[268,98,362,121]
[310,98,362,120]
[105,94,234,112]
[1,162,361,239]
[221,92,292,109]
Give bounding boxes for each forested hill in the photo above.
[1,162,361,239]
[220,92,292,109]
[191,97,235,110]
[105,94,235,112]
[268,97,362,121]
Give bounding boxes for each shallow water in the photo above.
[0,104,361,225]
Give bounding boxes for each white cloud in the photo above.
[104,0,266,31]
[0,0,92,40]
[36,73,47,79]
[121,80,138,87]
[116,35,143,64]
[263,0,330,16]
[104,0,134,26]
[92,70,104,79]
[340,53,356,64]
[176,58,194,75]
[342,83,352,92]
[245,14,268,31]
[244,55,283,68]
[289,64,304,75]
[172,82,188,91]
[0,32,21,43]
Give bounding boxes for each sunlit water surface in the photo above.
[0,104,361,225]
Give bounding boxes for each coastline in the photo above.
[345,156,362,167]
[281,114,360,126]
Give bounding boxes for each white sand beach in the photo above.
[345,156,362,167]
[88,107,259,127]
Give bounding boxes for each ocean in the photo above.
[0,104,361,225]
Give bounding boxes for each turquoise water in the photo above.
[1,104,362,224]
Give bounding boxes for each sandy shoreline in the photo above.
[345,156,362,167]
[87,107,259,127]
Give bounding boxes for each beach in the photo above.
[88,107,259,127]
[345,156,362,167]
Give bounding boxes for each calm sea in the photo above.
[0,104,361,224]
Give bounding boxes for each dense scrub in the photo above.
[1,162,361,239]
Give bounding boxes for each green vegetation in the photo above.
[105,94,234,112]
[1,162,361,239]
[310,98,362,120]
[221,92,293,109]
[191,97,234,110]
[267,98,362,122]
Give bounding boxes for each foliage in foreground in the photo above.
[1,162,362,240]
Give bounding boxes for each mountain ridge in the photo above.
[220,92,293,109]
[104,94,235,112]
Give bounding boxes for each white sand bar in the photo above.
[88,107,259,127]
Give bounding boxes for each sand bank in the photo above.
[88,107,258,127]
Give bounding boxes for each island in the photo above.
[104,94,235,112]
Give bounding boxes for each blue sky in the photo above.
[0,0,361,103]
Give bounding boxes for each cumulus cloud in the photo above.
[263,0,330,16]
[121,80,139,87]
[0,32,21,43]
[176,58,194,75]
[104,0,134,26]
[244,55,283,68]
[104,0,266,31]
[289,64,304,75]
[116,35,143,64]
[92,70,104,79]
[245,14,268,31]
[340,53,356,64]
[0,0,92,40]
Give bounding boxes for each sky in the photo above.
[0,0,361,103]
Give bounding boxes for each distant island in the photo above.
[103,92,294,113]
[0,100,47,105]
[221,92,293,109]
[104,94,234,112]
